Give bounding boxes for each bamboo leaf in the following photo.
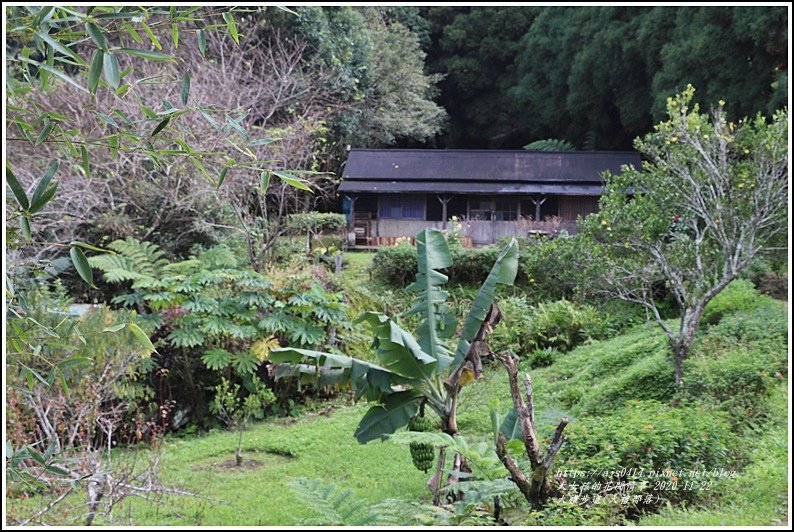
[21,216,31,240]
[85,22,108,50]
[80,145,90,177]
[223,11,239,44]
[171,22,179,48]
[36,31,87,66]
[117,48,173,61]
[69,247,94,286]
[259,171,270,192]
[102,52,120,89]
[122,21,144,44]
[196,29,206,57]
[18,57,88,93]
[34,121,54,145]
[87,49,104,94]
[108,134,118,158]
[127,322,157,355]
[217,166,228,189]
[151,116,171,137]
[58,357,91,370]
[141,21,162,50]
[31,161,59,207]
[6,164,30,210]
[70,241,113,255]
[181,72,190,105]
[29,183,58,214]
[272,170,312,192]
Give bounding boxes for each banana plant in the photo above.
[270,228,518,444]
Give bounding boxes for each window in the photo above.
[378,194,425,219]
[469,196,492,221]
[494,197,518,221]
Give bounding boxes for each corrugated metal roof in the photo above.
[341,149,641,184]
[338,180,606,196]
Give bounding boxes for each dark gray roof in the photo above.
[339,180,605,196]
[338,149,641,195]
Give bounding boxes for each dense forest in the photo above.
[421,6,788,149]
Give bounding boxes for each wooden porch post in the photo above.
[531,196,547,222]
[344,194,357,246]
[438,194,453,230]
[344,194,357,230]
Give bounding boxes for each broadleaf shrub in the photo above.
[559,400,736,514]
[526,299,606,351]
[686,303,788,423]
[701,279,777,326]
[370,241,418,287]
[545,324,675,414]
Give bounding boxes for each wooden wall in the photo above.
[558,195,599,221]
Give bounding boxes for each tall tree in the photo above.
[580,86,788,385]
[261,6,447,155]
[423,6,537,148]
[425,6,787,150]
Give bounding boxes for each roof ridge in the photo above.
[348,148,641,155]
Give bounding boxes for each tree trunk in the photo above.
[673,345,685,387]
[495,352,569,509]
[671,306,703,387]
[236,428,243,467]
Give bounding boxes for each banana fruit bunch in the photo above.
[407,414,436,472]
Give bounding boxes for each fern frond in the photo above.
[89,237,169,283]
[523,138,576,152]
[196,244,239,270]
[288,477,382,526]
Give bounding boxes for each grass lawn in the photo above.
[89,403,430,526]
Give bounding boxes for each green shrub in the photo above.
[702,279,777,326]
[545,324,675,413]
[370,242,417,287]
[491,295,533,356]
[448,243,501,285]
[518,235,585,300]
[637,395,788,525]
[285,212,347,235]
[685,304,788,423]
[526,299,605,351]
[527,347,559,369]
[704,305,788,352]
[559,400,736,512]
[595,300,649,337]
[575,350,676,415]
[684,348,781,423]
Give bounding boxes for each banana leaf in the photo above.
[405,229,456,372]
[354,389,424,444]
[452,238,518,369]
[269,347,399,399]
[357,311,440,380]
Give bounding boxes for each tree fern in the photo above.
[522,138,576,152]
[88,237,170,283]
[288,477,444,526]
[195,243,239,269]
